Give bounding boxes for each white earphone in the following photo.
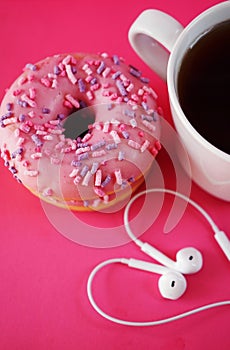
[87,188,230,326]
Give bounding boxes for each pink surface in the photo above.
[0,0,229,349]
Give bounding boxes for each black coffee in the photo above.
[177,19,230,154]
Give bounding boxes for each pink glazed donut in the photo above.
[0,52,161,211]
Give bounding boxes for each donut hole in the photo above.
[63,103,95,140]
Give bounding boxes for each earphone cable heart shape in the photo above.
[87,188,230,326]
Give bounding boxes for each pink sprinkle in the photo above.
[110,93,118,100]
[19,123,30,133]
[90,83,100,91]
[28,111,36,118]
[102,90,111,97]
[128,139,141,150]
[149,147,158,157]
[63,100,73,109]
[65,94,80,109]
[41,78,51,87]
[13,89,22,96]
[16,137,25,146]
[95,169,102,186]
[103,195,109,204]
[29,88,36,99]
[49,120,60,126]
[48,129,63,135]
[18,76,27,85]
[65,64,77,85]
[140,139,150,152]
[22,161,29,167]
[85,75,93,83]
[126,83,134,92]
[114,169,122,185]
[14,128,20,137]
[86,91,94,101]
[43,135,53,141]
[92,198,101,208]
[50,157,61,165]
[154,140,161,151]
[31,152,42,160]
[131,94,139,102]
[102,67,111,78]
[142,120,156,132]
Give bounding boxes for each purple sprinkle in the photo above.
[129,66,142,78]
[78,153,89,161]
[83,200,89,207]
[101,174,111,188]
[1,112,12,120]
[97,61,106,75]
[140,77,150,83]
[6,103,13,111]
[71,160,82,167]
[26,63,37,71]
[54,65,61,75]
[31,134,43,147]
[12,148,23,158]
[42,107,50,114]
[105,143,117,151]
[17,99,28,108]
[79,100,87,108]
[71,66,77,74]
[90,77,98,85]
[141,114,153,122]
[9,166,17,174]
[90,140,106,151]
[112,55,120,65]
[116,80,127,96]
[141,101,148,111]
[78,79,86,93]
[112,71,121,80]
[19,114,26,122]
[121,131,129,139]
[128,176,135,183]
[57,113,65,120]
[80,165,89,177]
[124,109,136,118]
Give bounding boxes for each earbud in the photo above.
[123,258,187,300]
[141,243,203,274]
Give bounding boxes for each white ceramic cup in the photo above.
[128,1,230,201]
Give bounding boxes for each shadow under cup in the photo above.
[167,6,230,201]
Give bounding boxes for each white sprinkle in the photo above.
[65,94,80,109]
[102,67,111,78]
[142,120,156,132]
[126,83,134,92]
[31,152,42,159]
[103,121,110,133]
[73,176,81,185]
[129,118,137,128]
[75,146,90,155]
[24,169,38,177]
[42,188,53,197]
[92,150,106,158]
[69,169,79,178]
[16,137,25,146]
[82,171,92,186]
[43,135,53,141]
[114,169,122,185]
[110,130,121,144]
[140,139,150,152]
[28,111,36,118]
[91,162,99,175]
[86,91,94,100]
[65,64,77,84]
[118,151,125,161]
[14,129,20,137]
[128,139,141,150]
[95,169,102,186]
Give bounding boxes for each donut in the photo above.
[0,52,161,211]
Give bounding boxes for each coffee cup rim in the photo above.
[167,1,230,161]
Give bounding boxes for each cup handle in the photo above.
[128,10,184,81]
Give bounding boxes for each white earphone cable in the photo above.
[87,258,230,326]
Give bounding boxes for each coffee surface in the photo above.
[178,20,230,154]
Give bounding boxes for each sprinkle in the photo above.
[124,109,135,118]
[129,66,142,78]
[112,71,121,80]
[130,118,137,128]
[81,133,92,142]
[13,89,22,96]
[110,130,121,144]
[86,91,94,101]
[91,162,99,175]
[83,200,89,207]
[102,67,111,78]
[42,188,53,197]
[6,103,13,111]
[103,121,110,133]
[142,119,156,132]
[25,63,37,71]
[43,135,53,141]
[118,151,125,161]
[19,123,30,133]
[91,140,106,151]
[31,134,43,147]
[57,113,65,120]
[75,146,90,155]
[116,80,127,96]
[78,152,89,161]
[140,77,150,83]
[9,166,17,174]
[94,187,105,197]
[106,143,117,151]
[121,130,129,139]
[16,137,25,146]
[126,83,134,92]
[42,107,50,114]
[155,140,161,151]
[92,198,101,208]
[114,169,122,185]
[41,77,51,87]
[31,152,42,159]
[65,94,80,109]
[28,111,36,118]
[73,176,81,184]
[49,120,60,126]
[128,139,141,150]
[82,171,92,186]
[140,140,150,152]
[48,128,63,135]
[92,150,106,158]
[78,78,86,92]
[71,160,82,167]
[141,114,153,122]
[24,169,38,177]
[101,174,111,188]
[65,64,77,84]
[95,169,102,186]
[54,65,61,75]
[97,61,106,74]
[112,55,120,65]
[90,83,100,91]
[18,76,27,85]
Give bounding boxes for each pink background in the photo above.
[0,0,230,349]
